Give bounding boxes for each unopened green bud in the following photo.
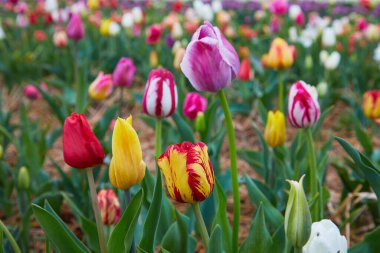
[305,55,313,69]
[285,175,312,249]
[195,112,206,133]
[18,166,30,190]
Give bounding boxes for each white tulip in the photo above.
[122,12,134,28]
[374,44,380,63]
[322,27,336,47]
[332,19,344,35]
[171,22,183,39]
[289,27,298,42]
[366,24,380,41]
[319,50,329,63]
[109,22,121,36]
[324,51,340,70]
[44,0,58,13]
[302,219,347,253]
[212,0,223,13]
[132,7,143,24]
[289,5,302,20]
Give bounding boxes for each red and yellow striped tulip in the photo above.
[262,38,294,69]
[363,90,380,120]
[97,189,121,225]
[157,142,215,203]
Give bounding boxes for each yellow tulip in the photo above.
[100,19,112,37]
[173,47,185,70]
[264,110,286,148]
[262,38,294,69]
[150,51,158,67]
[109,116,146,190]
[87,0,99,11]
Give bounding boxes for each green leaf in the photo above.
[34,85,66,124]
[237,149,265,177]
[208,225,223,253]
[32,203,89,253]
[268,226,285,253]
[172,112,195,143]
[244,174,283,229]
[161,211,190,253]
[349,226,380,253]
[138,169,162,252]
[354,121,373,155]
[239,204,272,253]
[108,190,144,253]
[312,106,333,137]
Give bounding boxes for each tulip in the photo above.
[264,111,286,148]
[180,21,240,92]
[88,72,113,101]
[34,30,47,42]
[146,24,162,44]
[44,0,58,13]
[87,0,99,11]
[363,90,380,120]
[238,58,253,81]
[67,14,84,41]
[317,82,328,97]
[157,141,215,203]
[261,38,294,69]
[131,6,143,24]
[323,51,340,70]
[302,219,347,253]
[121,12,133,28]
[62,113,104,169]
[112,57,136,88]
[289,4,301,20]
[269,0,289,15]
[269,17,281,34]
[365,24,380,41]
[149,51,158,67]
[321,27,336,47]
[183,92,207,120]
[285,176,312,249]
[18,166,30,190]
[53,30,68,48]
[171,22,183,39]
[109,116,146,190]
[288,81,320,128]
[173,47,185,70]
[24,84,41,100]
[100,19,112,37]
[356,17,368,32]
[142,68,178,118]
[97,189,121,225]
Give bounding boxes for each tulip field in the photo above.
[2,0,380,252]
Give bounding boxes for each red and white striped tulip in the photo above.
[142,68,178,118]
[288,81,320,128]
[97,189,121,225]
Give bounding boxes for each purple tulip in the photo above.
[183,92,207,120]
[67,14,84,41]
[112,57,136,88]
[180,21,240,92]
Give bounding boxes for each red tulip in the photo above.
[146,24,162,44]
[63,113,104,169]
[238,59,253,81]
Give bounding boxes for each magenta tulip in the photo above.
[180,21,240,92]
[269,0,289,15]
[142,68,178,118]
[67,14,84,41]
[288,81,320,128]
[183,92,207,120]
[112,57,136,87]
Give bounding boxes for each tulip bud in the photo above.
[63,113,104,169]
[363,90,380,120]
[53,30,68,48]
[171,22,183,39]
[112,57,136,88]
[262,38,294,69]
[180,21,240,92]
[18,166,30,190]
[67,14,85,41]
[109,116,146,190]
[238,59,253,81]
[88,72,113,101]
[157,142,215,203]
[317,82,328,97]
[288,81,320,128]
[183,92,207,120]
[24,84,41,100]
[285,175,311,249]
[269,0,289,15]
[149,51,158,67]
[264,110,286,148]
[195,112,206,133]
[142,68,178,118]
[302,219,347,253]
[97,189,121,225]
[87,0,99,11]
[100,19,112,37]
[146,24,162,44]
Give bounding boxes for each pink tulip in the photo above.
[183,92,207,120]
[356,17,368,31]
[53,30,68,48]
[146,24,162,44]
[295,12,304,26]
[269,0,289,15]
[142,68,178,118]
[67,14,84,41]
[23,84,46,100]
[269,17,281,33]
[88,72,113,101]
[112,57,136,88]
[180,21,240,92]
[288,81,320,128]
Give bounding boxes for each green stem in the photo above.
[293,131,303,180]
[218,90,240,252]
[46,238,50,253]
[0,220,22,253]
[192,203,209,249]
[278,71,284,113]
[305,128,319,221]
[86,169,107,253]
[118,86,124,116]
[155,119,162,158]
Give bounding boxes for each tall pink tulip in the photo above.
[142,68,178,118]
[183,92,207,120]
[67,14,84,41]
[180,21,240,92]
[112,57,136,87]
[288,81,320,128]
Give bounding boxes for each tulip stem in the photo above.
[86,169,107,253]
[0,220,22,253]
[119,86,124,116]
[218,89,240,253]
[278,71,284,113]
[192,203,209,249]
[305,128,319,221]
[155,119,162,157]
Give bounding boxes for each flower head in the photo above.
[363,90,380,120]
[264,110,286,148]
[97,189,121,225]
[183,92,207,120]
[88,72,113,101]
[112,57,136,88]
[67,14,84,41]
[262,38,294,69]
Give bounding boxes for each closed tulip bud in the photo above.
[288,81,320,128]
[302,219,347,253]
[67,14,85,41]
[180,21,240,92]
[195,112,206,133]
[18,166,30,190]
[264,111,286,148]
[157,142,215,203]
[112,57,136,88]
[238,58,253,81]
[285,176,312,249]
[149,51,158,67]
[88,72,113,101]
[63,113,104,169]
[109,116,146,190]
[183,92,207,120]
[363,90,380,119]
[53,30,68,48]
[174,47,185,70]
[146,24,162,44]
[97,189,121,225]
[87,0,99,11]
[142,68,178,118]
[262,38,294,69]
